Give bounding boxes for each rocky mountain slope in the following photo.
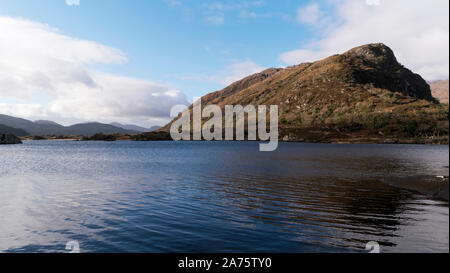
[154,43,448,144]
[430,80,449,104]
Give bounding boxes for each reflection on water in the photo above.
[0,141,448,253]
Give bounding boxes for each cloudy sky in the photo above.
[0,0,448,127]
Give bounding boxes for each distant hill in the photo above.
[430,80,449,104]
[155,43,448,144]
[64,122,138,136]
[110,122,149,132]
[0,124,29,136]
[149,125,162,131]
[0,114,138,136]
[34,120,62,126]
[111,123,162,132]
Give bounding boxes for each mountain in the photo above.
[110,122,150,132]
[110,123,162,132]
[0,114,138,136]
[430,80,449,104]
[64,123,138,136]
[0,124,29,136]
[34,120,62,126]
[149,125,162,131]
[155,43,448,144]
[0,115,48,135]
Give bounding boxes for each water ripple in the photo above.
[0,141,448,253]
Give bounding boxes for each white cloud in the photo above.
[201,1,266,25]
[202,1,264,12]
[240,10,258,19]
[164,1,269,25]
[182,59,265,86]
[0,17,188,126]
[239,10,272,19]
[279,48,327,64]
[205,14,225,25]
[297,4,322,24]
[218,60,265,85]
[65,0,80,6]
[0,103,50,120]
[164,0,182,7]
[366,0,381,6]
[280,0,449,81]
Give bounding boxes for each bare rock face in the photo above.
[341,43,434,101]
[0,134,22,144]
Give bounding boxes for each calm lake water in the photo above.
[0,141,448,253]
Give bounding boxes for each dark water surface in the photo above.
[0,141,448,253]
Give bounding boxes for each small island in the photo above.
[0,134,22,145]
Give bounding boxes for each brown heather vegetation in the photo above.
[149,43,448,144]
[430,80,449,104]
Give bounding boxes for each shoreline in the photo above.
[20,137,449,145]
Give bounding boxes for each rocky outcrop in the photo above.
[340,43,435,101]
[0,134,22,144]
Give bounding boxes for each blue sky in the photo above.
[0,0,319,98]
[0,0,448,126]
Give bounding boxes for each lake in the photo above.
[0,141,448,253]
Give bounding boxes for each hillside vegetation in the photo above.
[0,124,29,136]
[153,43,448,144]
